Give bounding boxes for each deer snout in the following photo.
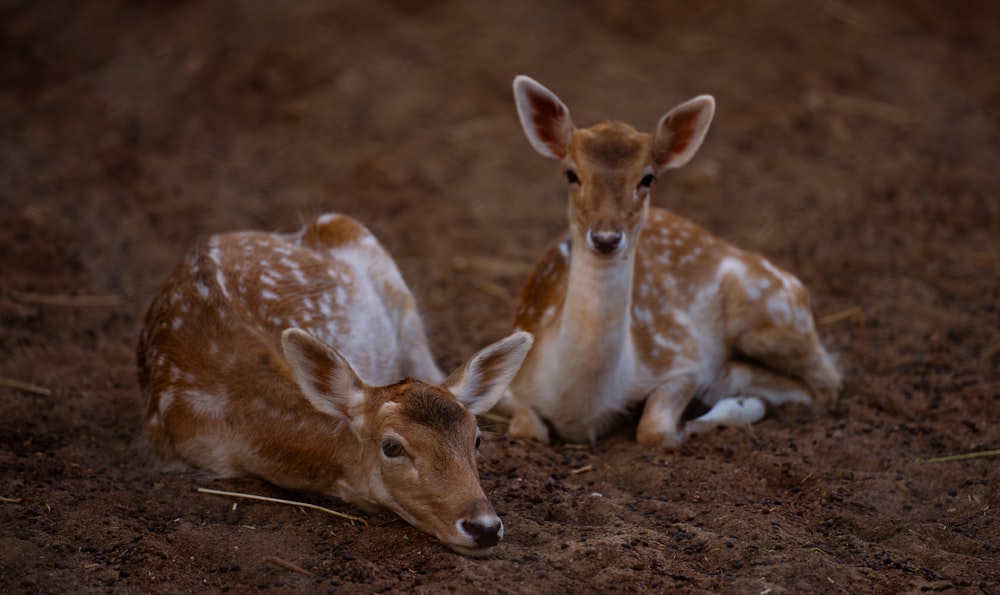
[586,226,626,255]
[461,516,504,548]
[455,500,504,551]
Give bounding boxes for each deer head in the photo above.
[513,75,715,259]
[281,328,533,556]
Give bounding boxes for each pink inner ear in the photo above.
[656,123,695,165]
[517,81,572,159]
[530,95,568,159]
[654,99,712,169]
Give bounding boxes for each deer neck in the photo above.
[557,233,636,365]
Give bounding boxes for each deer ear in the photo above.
[652,95,715,171]
[281,328,366,421]
[444,331,534,415]
[513,75,574,160]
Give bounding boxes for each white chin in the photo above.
[446,543,498,557]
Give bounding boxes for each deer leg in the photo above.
[507,403,551,444]
[801,348,841,410]
[637,373,699,447]
[682,396,767,440]
[684,360,813,439]
[703,360,813,407]
[733,327,841,410]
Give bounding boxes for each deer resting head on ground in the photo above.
[137,213,533,556]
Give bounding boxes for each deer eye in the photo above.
[638,173,656,189]
[381,438,406,459]
[474,431,482,450]
[565,170,580,185]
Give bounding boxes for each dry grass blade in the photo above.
[478,412,511,424]
[570,464,594,475]
[452,255,534,276]
[10,291,125,308]
[817,307,862,327]
[1,496,25,503]
[197,487,367,525]
[471,278,512,303]
[817,306,868,362]
[262,555,311,576]
[0,377,52,396]
[925,449,1000,463]
[824,93,911,124]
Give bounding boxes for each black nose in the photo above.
[588,229,624,254]
[461,518,503,548]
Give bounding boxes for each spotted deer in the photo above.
[137,213,533,556]
[499,75,841,446]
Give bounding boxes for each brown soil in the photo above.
[2,1,998,592]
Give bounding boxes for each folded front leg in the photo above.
[682,396,766,440]
[507,403,551,444]
[636,373,699,447]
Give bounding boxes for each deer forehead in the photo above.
[370,380,477,441]
[570,122,653,176]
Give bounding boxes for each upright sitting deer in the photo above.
[137,212,533,556]
[501,76,841,446]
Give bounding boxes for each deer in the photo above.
[499,75,841,447]
[137,212,533,556]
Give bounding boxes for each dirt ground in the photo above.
[1,0,998,592]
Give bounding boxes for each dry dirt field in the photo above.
[1,1,998,592]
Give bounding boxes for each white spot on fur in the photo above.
[761,258,794,290]
[215,270,230,299]
[183,388,227,418]
[652,333,676,351]
[208,239,222,264]
[793,304,813,333]
[558,239,570,258]
[280,257,309,285]
[158,389,175,415]
[767,294,792,324]
[317,213,340,226]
